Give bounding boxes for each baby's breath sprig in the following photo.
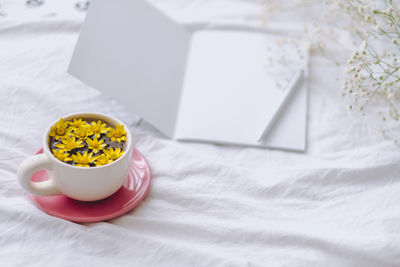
[263,0,400,126]
[339,0,400,122]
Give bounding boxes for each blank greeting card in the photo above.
[68,0,308,151]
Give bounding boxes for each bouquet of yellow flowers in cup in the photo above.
[49,118,127,167]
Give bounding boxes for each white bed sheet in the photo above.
[1,0,400,266]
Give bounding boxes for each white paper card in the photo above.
[68,0,308,151]
[175,31,295,145]
[68,0,191,137]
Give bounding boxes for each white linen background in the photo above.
[1,0,400,266]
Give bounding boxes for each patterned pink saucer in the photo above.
[29,148,151,223]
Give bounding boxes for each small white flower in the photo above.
[361,41,367,50]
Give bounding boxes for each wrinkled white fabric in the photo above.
[1,1,400,266]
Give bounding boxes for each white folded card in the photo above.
[68,0,308,151]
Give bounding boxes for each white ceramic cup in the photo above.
[17,112,133,201]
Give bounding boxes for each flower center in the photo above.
[114,131,123,138]
[77,157,90,164]
[66,143,75,150]
[93,125,101,133]
[57,128,65,135]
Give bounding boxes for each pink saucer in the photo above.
[29,148,151,223]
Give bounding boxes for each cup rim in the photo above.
[42,112,132,170]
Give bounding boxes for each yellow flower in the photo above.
[56,135,84,151]
[86,137,106,153]
[52,149,72,162]
[49,118,69,140]
[103,147,124,160]
[91,120,110,138]
[73,124,93,139]
[94,154,113,166]
[68,118,87,129]
[71,151,96,167]
[106,124,127,143]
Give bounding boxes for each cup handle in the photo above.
[17,153,61,196]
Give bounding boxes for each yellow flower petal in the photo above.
[73,124,93,139]
[71,151,96,167]
[49,118,69,140]
[107,124,127,142]
[91,120,110,138]
[94,153,113,166]
[56,136,84,151]
[103,147,124,160]
[52,149,72,162]
[86,137,106,153]
[68,118,87,129]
